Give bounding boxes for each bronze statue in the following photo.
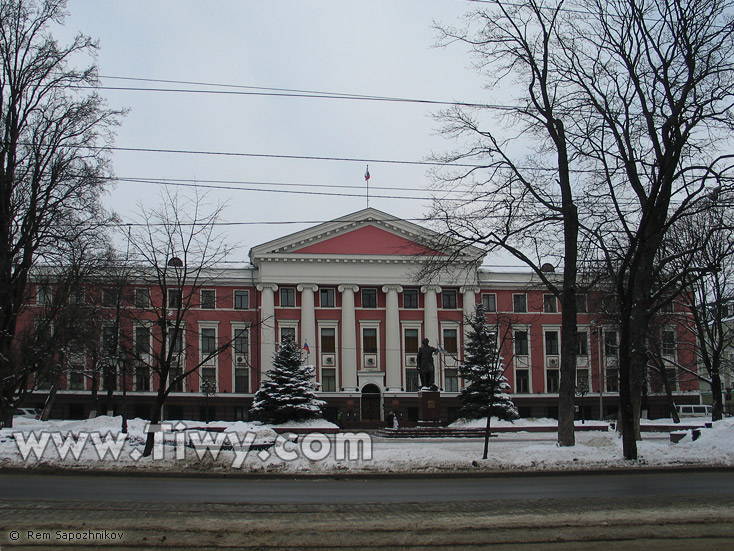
[416,338,439,390]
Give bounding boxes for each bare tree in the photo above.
[0,0,122,427]
[661,202,734,421]
[432,0,587,446]
[125,191,235,457]
[563,0,734,459]
[435,0,734,461]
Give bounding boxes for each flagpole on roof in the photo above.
[364,165,370,208]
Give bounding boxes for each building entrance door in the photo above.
[361,384,381,422]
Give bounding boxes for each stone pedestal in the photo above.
[418,390,441,426]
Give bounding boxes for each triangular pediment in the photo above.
[249,208,484,264]
[290,224,440,256]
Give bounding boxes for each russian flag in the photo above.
[303,342,310,354]
[364,166,370,181]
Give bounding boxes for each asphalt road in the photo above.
[1,470,734,503]
[2,470,734,550]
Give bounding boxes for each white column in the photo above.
[421,285,441,347]
[257,283,278,382]
[382,285,403,390]
[297,284,317,362]
[338,284,359,391]
[460,286,480,323]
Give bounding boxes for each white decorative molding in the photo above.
[296,283,318,292]
[256,283,278,292]
[421,285,442,294]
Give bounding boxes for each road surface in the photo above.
[1,470,734,549]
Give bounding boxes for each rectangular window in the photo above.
[201,327,216,355]
[321,327,336,353]
[406,369,419,392]
[135,288,150,308]
[169,327,183,355]
[362,288,377,308]
[321,368,337,392]
[201,289,216,309]
[103,364,117,392]
[37,286,52,306]
[516,369,530,393]
[102,288,119,308]
[363,328,377,354]
[168,289,182,309]
[280,326,296,343]
[135,326,151,357]
[280,287,295,307]
[443,328,458,354]
[169,366,183,392]
[69,368,84,390]
[576,331,588,356]
[445,369,459,392]
[576,294,588,313]
[101,325,117,356]
[545,331,559,356]
[607,368,619,392]
[404,328,419,353]
[513,294,527,313]
[661,301,674,313]
[320,288,335,307]
[662,330,676,356]
[234,328,249,355]
[234,366,249,393]
[604,331,618,357]
[135,365,150,391]
[201,367,216,389]
[482,293,497,312]
[547,369,560,392]
[514,330,529,356]
[543,294,557,313]
[234,290,250,310]
[577,369,590,388]
[403,289,419,309]
[442,289,457,309]
[69,288,85,305]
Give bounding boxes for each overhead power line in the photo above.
[92,75,507,110]
[92,145,485,168]
[114,176,465,195]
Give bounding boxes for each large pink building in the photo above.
[24,208,700,426]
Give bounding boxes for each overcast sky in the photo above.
[57,1,516,266]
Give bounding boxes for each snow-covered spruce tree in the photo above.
[250,335,325,424]
[459,305,518,458]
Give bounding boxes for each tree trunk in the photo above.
[558,281,577,447]
[618,319,638,460]
[41,381,59,421]
[658,366,680,423]
[89,369,99,418]
[711,371,724,422]
[142,386,166,457]
[1,409,12,429]
[482,413,492,460]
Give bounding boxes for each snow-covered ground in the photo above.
[1,416,731,474]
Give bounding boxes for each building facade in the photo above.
[23,208,701,425]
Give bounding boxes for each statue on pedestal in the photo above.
[417,338,439,391]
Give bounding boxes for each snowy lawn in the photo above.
[1,416,732,474]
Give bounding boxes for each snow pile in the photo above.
[1,415,732,474]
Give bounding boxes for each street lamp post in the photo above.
[120,352,128,434]
[576,381,589,425]
[201,378,215,424]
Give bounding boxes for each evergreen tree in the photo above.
[250,335,325,424]
[459,305,518,458]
